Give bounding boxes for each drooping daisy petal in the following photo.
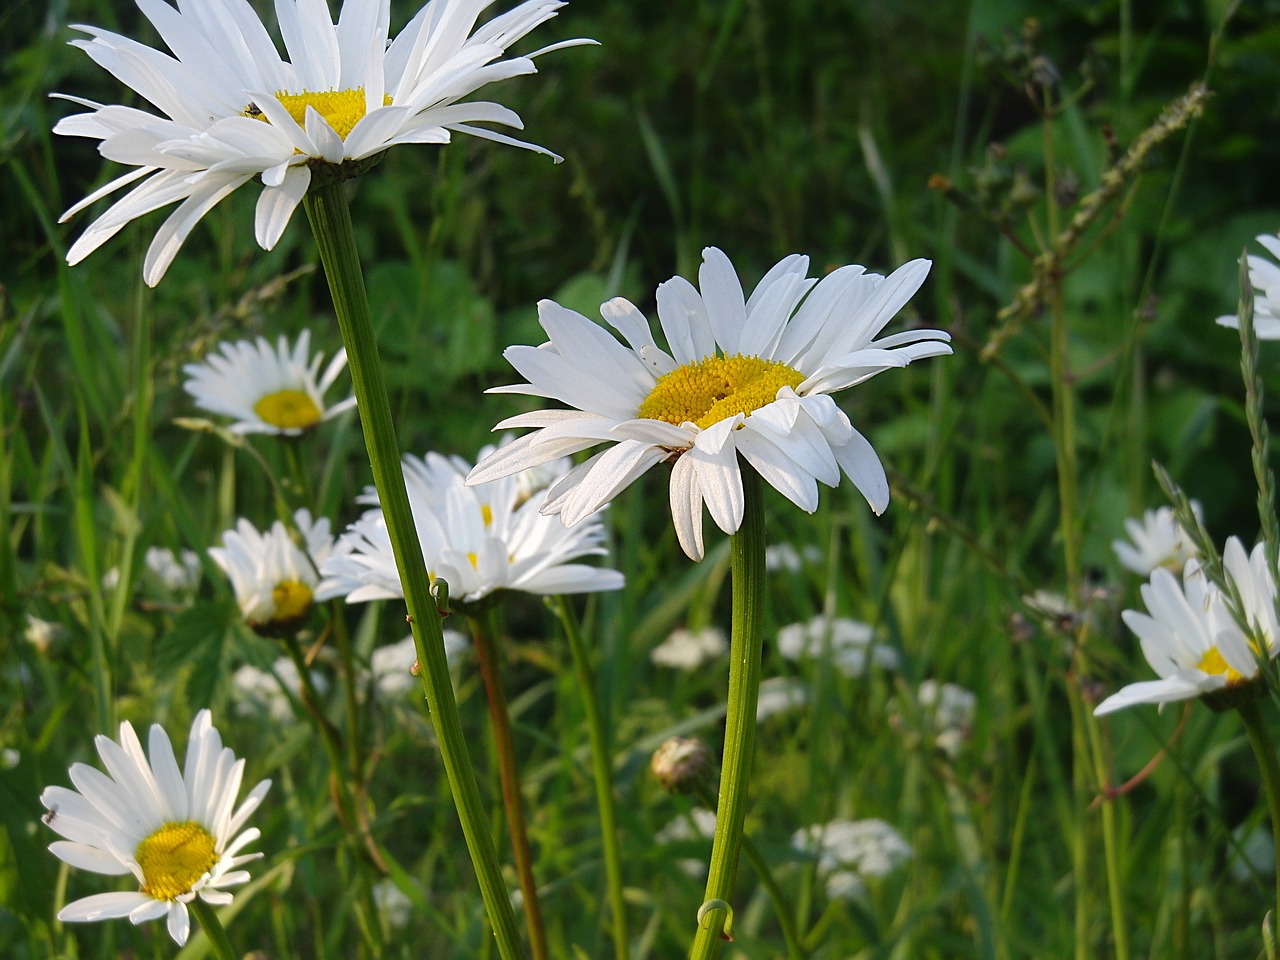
[469,246,950,560]
[56,0,593,285]
[42,711,269,946]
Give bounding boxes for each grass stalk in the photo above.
[553,596,630,960]
[469,607,549,960]
[1238,700,1280,942]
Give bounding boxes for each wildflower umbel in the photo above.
[468,247,952,559]
[54,0,594,285]
[39,710,270,946]
[183,330,355,435]
[1095,538,1280,715]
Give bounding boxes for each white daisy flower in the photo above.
[209,508,334,635]
[55,0,594,286]
[1216,233,1280,339]
[650,626,728,670]
[1112,503,1200,576]
[39,710,270,946]
[776,614,900,678]
[317,445,623,605]
[24,614,65,654]
[183,330,356,435]
[467,246,952,560]
[1095,538,1280,715]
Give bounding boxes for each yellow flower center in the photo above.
[135,821,218,901]
[271,580,314,623]
[1198,647,1246,684]
[247,88,393,141]
[254,389,323,430]
[637,354,806,430]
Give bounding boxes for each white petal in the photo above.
[59,891,152,922]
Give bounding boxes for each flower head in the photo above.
[184,330,355,435]
[55,0,593,285]
[468,247,951,559]
[231,657,328,722]
[1216,233,1280,338]
[1095,538,1280,715]
[318,444,623,605]
[1112,503,1200,576]
[370,631,469,697]
[209,508,334,635]
[39,710,270,946]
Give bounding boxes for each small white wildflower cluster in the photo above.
[369,632,470,699]
[764,542,823,574]
[231,658,329,723]
[917,680,977,758]
[792,818,913,901]
[654,808,717,878]
[650,626,728,670]
[777,615,900,678]
[756,677,812,721]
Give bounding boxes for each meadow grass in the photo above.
[5,0,1280,957]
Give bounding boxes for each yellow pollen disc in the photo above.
[246,88,393,141]
[254,389,323,430]
[1198,647,1245,684]
[481,504,494,527]
[271,580,314,623]
[135,821,218,901]
[637,354,806,430]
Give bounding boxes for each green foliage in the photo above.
[9,0,1280,957]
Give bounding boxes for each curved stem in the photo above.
[689,466,766,959]
[1238,699,1280,937]
[470,608,549,960]
[554,596,630,960]
[189,899,238,960]
[692,783,805,960]
[303,183,525,960]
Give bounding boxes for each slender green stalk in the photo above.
[303,183,524,960]
[691,782,805,960]
[469,608,550,960]
[553,596,629,960]
[688,466,766,959]
[1083,706,1131,960]
[1238,700,1280,938]
[190,899,239,960]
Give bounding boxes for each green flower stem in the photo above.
[469,608,550,960]
[1238,699,1280,934]
[691,783,805,960]
[189,899,239,960]
[553,596,630,960]
[689,465,766,960]
[303,182,524,960]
